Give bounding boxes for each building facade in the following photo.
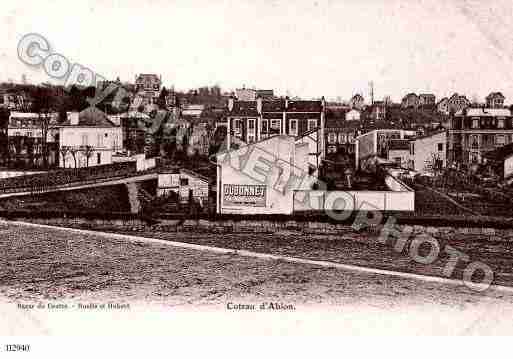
[448,107,513,165]
[58,108,122,168]
[486,92,506,108]
[437,93,470,115]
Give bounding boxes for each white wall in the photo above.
[59,126,122,168]
[217,136,302,214]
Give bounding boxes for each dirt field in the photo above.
[3,222,513,335]
[0,221,511,308]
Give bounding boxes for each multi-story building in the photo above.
[408,130,447,173]
[325,117,359,155]
[7,111,59,167]
[58,107,122,168]
[224,97,326,176]
[448,107,513,164]
[132,74,162,110]
[486,92,506,108]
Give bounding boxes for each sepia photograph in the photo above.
[2,0,513,353]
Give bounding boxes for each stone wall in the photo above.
[14,215,513,241]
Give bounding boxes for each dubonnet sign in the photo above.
[223,184,266,207]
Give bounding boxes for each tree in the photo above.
[157,87,169,109]
[69,147,79,168]
[59,146,70,168]
[31,86,55,169]
[81,145,94,167]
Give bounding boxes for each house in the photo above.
[0,91,31,111]
[157,168,210,205]
[409,130,447,173]
[189,122,210,156]
[119,111,150,155]
[58,107,122,168]
[345,109,361,121]
[325,117,359,155]
[387,139,410,168]
[235,88,274,101]
[355,129,416,170]
[448,107,513,164]
[401,93,419,109]
[418,94,436,108]
[349,94,365,110]
[181,104,205,117]
[437,93,470,115]
[369,101,386,120]
[131,74,162,110]
[486,92,506,108]
[7,112,59,167]
[482,143,513,179]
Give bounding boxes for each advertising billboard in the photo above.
[223,184,266,207]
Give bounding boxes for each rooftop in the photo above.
[455,108,511,117]
[60,107,116,127]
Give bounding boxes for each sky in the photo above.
[2,0,513,103]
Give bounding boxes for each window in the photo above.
[270,119,280,131]
[339,133,347,143]
[472,118,479,129]
[262,119,268,132]
[394,157,402,166]
[180,178,189,186]
[27,132,32,138]
[470,135,479,149]
[81,134,88,146]
[498,118,505,129]
[328,133,336,144]
[248,135,255,143]
[97,134,103,147]
[248,119,255,131]
[437,143,443,151]
[234,119,241,130]
[308,119,318,131]
[497,135,506,146]
[289,119,298,135]
[97,153,101,164]
[410,142,415,155]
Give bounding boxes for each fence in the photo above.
[0,162,138,194]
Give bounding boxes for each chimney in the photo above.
[69,111,79,126]
[256,96,262,114]
[228,97,234,112]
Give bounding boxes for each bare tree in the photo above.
[69,146,80,169]
[81,145,94,167]
[59,145,70,168]
[32,87,55,168]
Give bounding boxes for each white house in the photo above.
[345,109,361,121]
[58,107,122,168]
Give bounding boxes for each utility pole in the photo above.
[369,81,374,105]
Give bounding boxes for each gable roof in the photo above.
[486,92,505,100]
[60,107,116,127]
